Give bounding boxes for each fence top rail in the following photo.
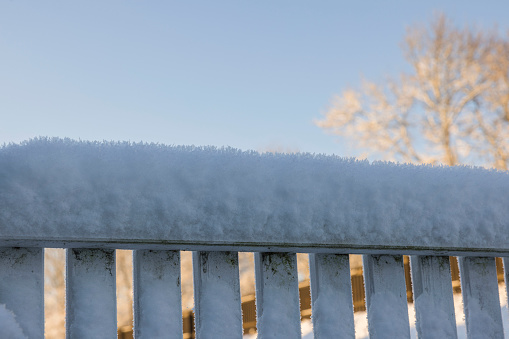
[1,138,508,254]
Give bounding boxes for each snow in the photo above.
[311,291,355,338]
[0,304,27,339]
[1,138,508,252]
[412,294,456,338]
[366,292,412,337]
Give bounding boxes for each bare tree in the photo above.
[317,14,509,169]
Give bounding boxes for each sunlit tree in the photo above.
[317,14,509,169]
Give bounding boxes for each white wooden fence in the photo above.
[0,246,507,338]
[1,140,509,338]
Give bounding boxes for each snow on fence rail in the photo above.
[1,138,509,338]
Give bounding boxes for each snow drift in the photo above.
[0,138,508,253]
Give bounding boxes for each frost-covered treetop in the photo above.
[1,138,508,254]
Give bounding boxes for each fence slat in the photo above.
[410,255,457,339]
[309,253,354,338]
[363,254,410,339]
[0,247,44,339]
[134,250,182,338]
[458,256,503,339]
[66,248,117,338]
[254,252,301,338]
[193,251,243,338]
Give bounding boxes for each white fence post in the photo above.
[309,253,355,338]
[458,256,504,339]
[66,248,117,339]
[0,247,44,339]
[363,254,410,339]
[193,251,243,338]
[410,255,457,338]
[254,252,301,338]
[134,250,183,338]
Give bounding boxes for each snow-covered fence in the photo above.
[1,139,509,338]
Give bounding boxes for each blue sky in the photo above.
[1,1,508,156]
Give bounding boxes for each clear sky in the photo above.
[1,1,508,156]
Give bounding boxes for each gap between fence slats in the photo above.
[503,257,509,311]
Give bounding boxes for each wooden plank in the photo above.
[309,253,354,338]
[133,250,183,338]
[458,256,504,338]
[254,252,301,338]
[66,248,117,338]
[5,239,509,258]
[363,254,410,339]
[193,251,243,338]
[0,247,44,338]
[410,255,457,338]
